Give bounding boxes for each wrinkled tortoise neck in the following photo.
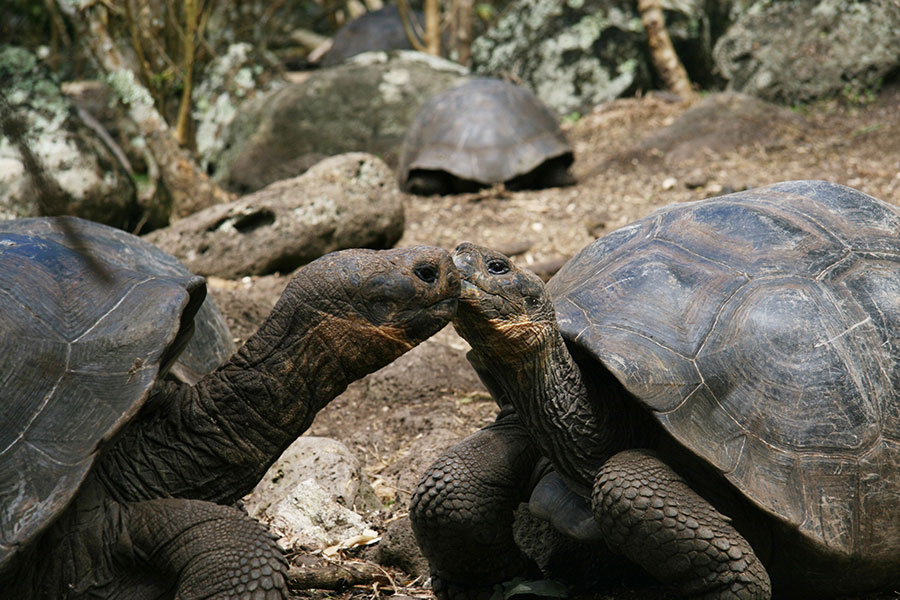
[468,326,627,494]
[94,279,410,506]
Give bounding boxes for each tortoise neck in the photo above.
[95,281,411,505]
[470,328,634,494]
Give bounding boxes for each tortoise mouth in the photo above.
[457,278,481,299]
[429,296,459,319]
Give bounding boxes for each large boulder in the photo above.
[144,153,405,278]
[208,50,469,193]
[714,0,900,104]
[471,0,718,116]
[0,46,138,228]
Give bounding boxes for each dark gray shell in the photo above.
[0,216,234,568]
[398,78,572,187]
[320,6,420,67]
[547,180,900,560]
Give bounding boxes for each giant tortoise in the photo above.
[0,216,459,599]
[397,78,575,195]
[318,6,422,67]
[411,180,900,599]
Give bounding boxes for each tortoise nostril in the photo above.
[414,264,439,284]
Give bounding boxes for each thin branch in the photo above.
[397,0,427,53]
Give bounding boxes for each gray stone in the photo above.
[0,46,138,228]
[632,92,808,163]
[193,43,285,175]
[470,0,714,116]
[210,50,469,193]
[713,0,900,104]
[365,516,431,579]
[243,436,381,551]
[143,153,405,278]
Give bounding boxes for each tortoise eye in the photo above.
[486,259,510,275]
[414,264,439,284]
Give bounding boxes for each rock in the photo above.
[713,0,900,104]
[243,436,382,551]
[209,50,469,193]
[249,478,377,552]
[629,92,808,163]
[63,79,173,231]
[683,167,708,189]
[193,42,285,176]
[470,0,715,115]
[144,153,405,278]
[0,46,138,229]
[245,436,382,513]
[365,516,431,579]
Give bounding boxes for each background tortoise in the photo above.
[397,78,575,195]
[411,180,900,599]
[0,216,459,599]
[318,6,422,67]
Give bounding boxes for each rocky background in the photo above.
[2,1,900,599]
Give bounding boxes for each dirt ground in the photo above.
[208,84,900,600]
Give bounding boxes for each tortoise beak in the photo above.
[451,243,484,301]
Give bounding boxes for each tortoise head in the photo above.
[275,245,460,371]
[451,242,556,356]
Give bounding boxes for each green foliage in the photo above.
[840,79,882,106]
[476,3,497,22]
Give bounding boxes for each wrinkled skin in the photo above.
[4,245,458,600]
[411,243,770,600]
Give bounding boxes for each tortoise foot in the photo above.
[430,572,502,600]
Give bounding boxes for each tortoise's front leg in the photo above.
[592,449,770,600]
[410,409,542,600]
[120,498,288,599]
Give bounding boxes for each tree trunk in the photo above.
[56,0,233,220]
[453,0,474,66]
[174,0,198,148]
[424,0,441,55]
[637,0,695,100]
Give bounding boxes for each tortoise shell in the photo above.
[0,216,233,568]
[397,77,572,189]
[547,180,900,559]
[319,6,421,67]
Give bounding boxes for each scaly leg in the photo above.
[592,449,770,600]
[410,409,541,600]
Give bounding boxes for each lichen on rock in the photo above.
[207,50,469,193]
[471,0,712,115]
[0,45,137,228]
[713,0,900,103]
